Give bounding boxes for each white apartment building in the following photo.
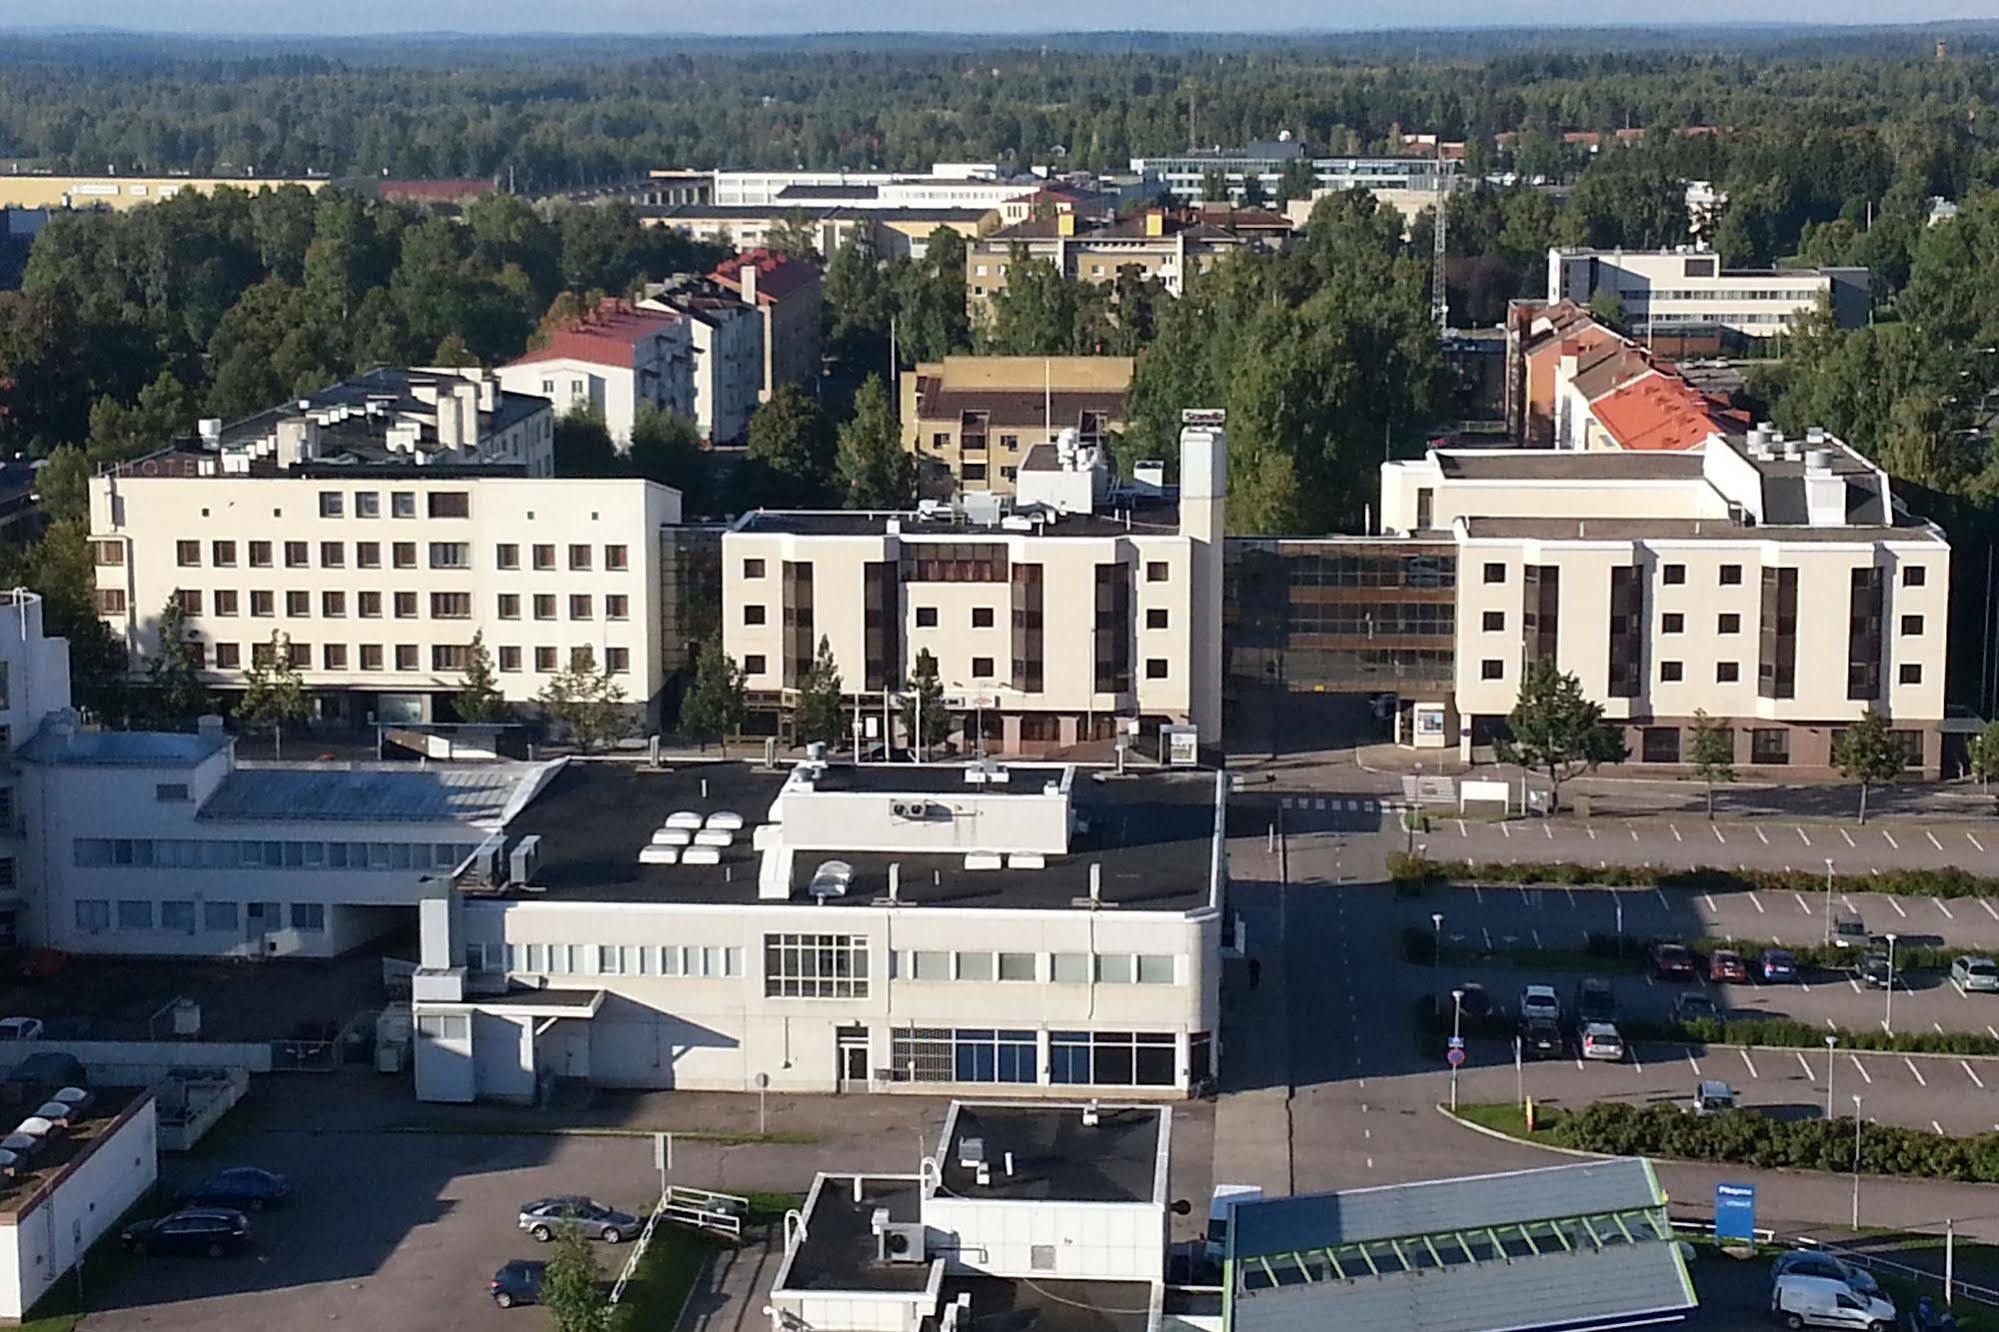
[710,163,1007,208]
[89,393,682,725]
[1133,143,1448,205]
[409,756,1226,1103]
[496,300,694,448]
[0,593,74,952]
[1378,431,1951,772]
[638,277,764,446]
[1546,247,1870,339]
[722,423,1227,756]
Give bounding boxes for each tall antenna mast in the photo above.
[1431,150,1453,336]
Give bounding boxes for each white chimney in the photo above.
[739,259,759,307]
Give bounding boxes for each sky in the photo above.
[4,0,1998,34]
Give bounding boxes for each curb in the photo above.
[378,1124,815,1145]
[1432,1103,1618,1161]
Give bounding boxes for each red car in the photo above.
[1649,942,1697,980]
[1708,949,1749,983]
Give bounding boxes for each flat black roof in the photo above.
[496,761,1220,913]
[783,1176,932,1293]
[934,1276,1153,1332]
[938,1104,1163,1204]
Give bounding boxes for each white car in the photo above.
[0,1018,44,1042]
[1770,1271,1894,1330]
[1580,1022,1624,1062]
[1518,985,1561,1024]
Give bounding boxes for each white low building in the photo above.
[0,1087,157,1321]
[409,757,1226,1104]
[1546,247,1870,339]
[496,299,695,448]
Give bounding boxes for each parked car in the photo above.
[1832,912,1868,948]
[1691,1080,1737,1115]
[1770,1271,1894,1330]
[1650,942,1698,981]
[1709,949,1750,984]
[1761,949,1799,983]
[1952,956,1999,993]
[519,1196,638,1244]
[1672,993,1720,1023]
[120,1208,250,1258]
[490,1259,547,1309]
[0,1017,44,1041]
[177,1166,290,1212]
[1518,985,1561,1024]
[1574,978,1617,1025]
[0,1051,84,1106]
[1772,1250,1882,1297]
[1519,1016,1564,1060]
[1858,951,1900,991]
[1580,1022,1625,1062]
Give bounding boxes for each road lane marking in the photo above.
[1794,893,1811,914]
[1888,897,1907,918]
[1930,831,1947,851]
[1971,832,1987,853]
[1905,1058,1927,1087]
[1798,826,1813,846]
[1740,1049,1759,1078]
[1966,1062,1986,1089]
[1840,828,1855,848]
[1749,892,1766,915]
[1851,1056,1872,1083]
[1714,826,1727,844]
[1756,827,1770,845]
[1672,825,1683,843]
[1883,830,1901,850]
[1794,1051,1813,1078]
[1937,898,1955,920]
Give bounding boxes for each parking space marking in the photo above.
[1930,831,1947,851]
[1655,888,1670,909]
[1953,977,1969,997]
[1840,828,1855,848]
[1703,893,1718,914]
[1672,825,1683,843]
[1564,886,1576,908]
[1457,820,1468,838]
[1848,978,1862,994]
[1630,826,1639,842]
[1936,897,1955,920]
[1483,927,1492,950]
[1632,1053,1644,1072]
[1739,1049,1759,1079]
[1851,1055,1872,1084]
[1688,1053,1702,1075]
[1714,826,1727,845]
[1793,1051,1813,1079]
[1971,832,1987,854]
[1586,826,1597,841]
[1883,830,1901,851]
[1989,1025,1999,1043]
[1888,897,1907,918]
[1905,1058,1928,1087]
[1797,826,1812,847]
[1794,892,1811,914]
[1967,1062,1987,1089]
[1842,894,1858,912]
[1499,822,1510,839]
[1755,826,1770,845]
[1935,1120,1946,1136]
[1983,898,1999,922]
[1544,822,1553,840]
[1749,892,1766,915]
[1531,928,1542,947]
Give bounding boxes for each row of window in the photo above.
[74,898,325,934]
[1480,561,1927,590]
[887,1027,1183,1087]
[736,651,1167,683]
[1477,658,1924,687]
[500,942,745,979]
[153,539,630,573]
[314,490,467,520]
[136,640,629,676]
[890,950,1179,985]
[74,838,479,871]
[123,589,636,625]
[1637,725,1923,767]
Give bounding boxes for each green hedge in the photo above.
[1629,1015,1999,1057]
[1390,853,1999,901]
[1533,1101,1999,1181]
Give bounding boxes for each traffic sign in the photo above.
[1446,1047,1466,1068]
[1714,1183,1756,1242]
[1447,1035,1465,1050]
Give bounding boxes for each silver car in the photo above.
[518,1196,638,1244]
[1952,956,1999,993]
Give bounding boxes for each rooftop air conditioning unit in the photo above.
[880,1221,927,1264]
[891,800,932,820]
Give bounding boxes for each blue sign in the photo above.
[1715,1183,1756,1242]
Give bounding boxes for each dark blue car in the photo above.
[491,1260,546,1309]
[177,1166,291,1211]
[1761,949,1799,983]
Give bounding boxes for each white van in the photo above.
[1204,1184,1263,1264]
[1771,1272,1896,1330]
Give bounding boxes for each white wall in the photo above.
[923,1197,1162,1281]
[0,1094,158,1319]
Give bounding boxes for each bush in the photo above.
[1400,855,1999,901]
[1540,1102,1999,1182]
[1621,1013,1999,1057]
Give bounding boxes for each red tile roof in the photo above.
[1589,370,1743,452]
[711,248,821,304]
[505,299,683,369]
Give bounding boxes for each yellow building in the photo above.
[0,174,329,212]
[899,356,1134,498]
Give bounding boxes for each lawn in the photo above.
[609,1192,798,1332]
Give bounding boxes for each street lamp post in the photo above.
[1884,933,1899,1033]
[1851,1094,1865,1229]
[1822,859,1835,945]
[1450,988,1464,1112]
[1431,913,1444,968]
[1824,1034,1837,1121]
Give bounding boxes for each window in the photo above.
[1095,954,1134,984]
[174,589,202,615]
[1716,661,1740,683]
[915,607,938,628]
[360,644,384,671]
[288,640,310,667]
[204,900,237,932]
[972,607,994,628]
[606,595,629,621]
[1719,612,1741,634]
[431,592,472,619]
[393,542,416,569]
[214,643,240,669]
[357,542,381,569]
[743,654,766,675]
[355,491,380,518]
[1900,663,1923,685]
[1660,660,1684,682]
[75,900,109,933]
[249,541,272,568]
[1902,614,1924,636]
[320,541,345,568]
[496,543,520,570]
[391,492,417,518]
[605,544,628,571]
[569,595,593,620]
[889,1027,1035,1084]
[214,590,238,617]
[395,644,418,670]
[1050,952,1089,983]
[1662,564,1686,585]
[154,899,193,933]
[1137,954,1175,985]
[535,647,558,672]
[569,646,595,671]
[319,491,344,518]
[212,540,237,567]
[1480,659,1503,681]
[498,594,520,620]
[284,540,309,568]
[1719,564,1742,585]
[94,541,124,566]
[743,558,766,578]
[499,646,522,672]
[290,903,326,931]
[1661,612,1684,634]
[1146,561,1169,583]
[605,647,629,674]
[1146,608,1169,630]
[286,590,310,617]
[1050,1030,1175,1086]
[323,644,347,670]
[567,544,592,571]
[533,544,556,571]
[534,594,556,621]
[1483,562,1506,584]
[1144,658,1168,680]
[906,950,950,981]
[94,589,127,614]
[432,645,469,671]
[118,900,153,930]
[1642,727,1681,763]
[1481,610,1504,632]
[429,542,470,569]
[764,933,868,999]
[359,592,382,618]
[1752,728,1790,765]
[427,492,469,519]
[155,782,190,802]
[1904,566,1927,587]
[996,952,1036,982]
[173,539,200,568]
[394,592,418,619]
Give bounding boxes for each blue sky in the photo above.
[3,0,1996,34]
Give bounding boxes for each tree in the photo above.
[539,1223,610,1332]
[1970,721,1999,790]
[823,231,897,373]
[34,444,90,526]
[1200,167,1231,204]
[893,228,969,365]
[1586,287,1627,332]
[793,634,845,749]
[144,597,209,728]
[1832,708,1905,825]
[454,630,509,724]
[1238,172,1267,209]
[538,648,628,752]
[241,629,309,759]
[764,211,824,266]
[1687,709,1736,820]
[744,386,834,506]
[679,641,746,754]
[1494,659,1628,813]
[553,404,618,478]
[974,250,1110,356]
[0,520,127,716]
[628,402,706,507]
[835,375,914,509]
[901,647,950,758]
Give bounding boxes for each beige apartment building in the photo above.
[898,355,1133,498]
[722,422,1227,756]
[1546,247,1870,341]
[966,210,1260,312]
[1377,430,1950,773]
[0,173,329,211]
[87,370,684,727]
